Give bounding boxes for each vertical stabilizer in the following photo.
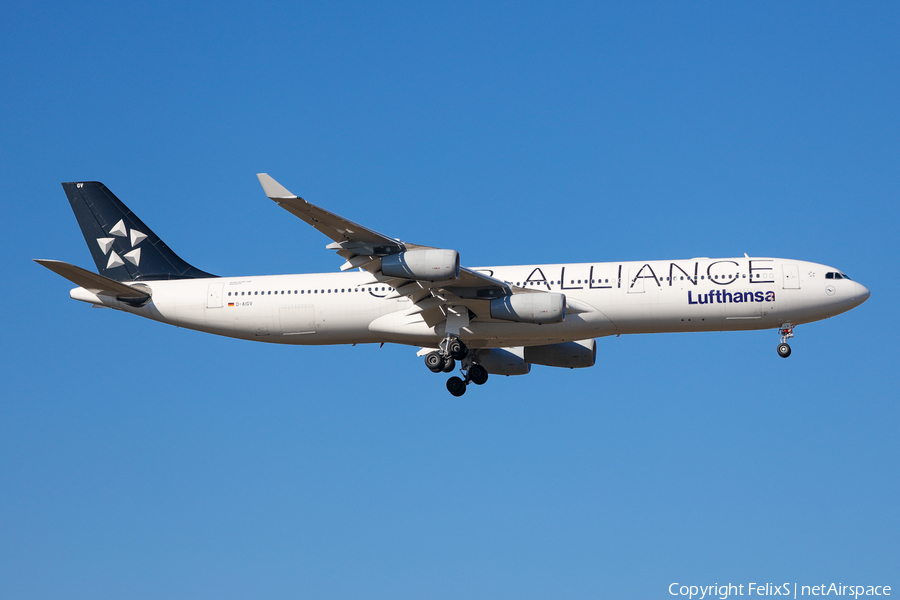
[62,181,215,281]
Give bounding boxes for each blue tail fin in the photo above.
[62,181,216,281]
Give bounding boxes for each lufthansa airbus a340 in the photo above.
[37,175,870,396]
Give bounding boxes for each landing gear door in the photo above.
[782,264,800,289]
[207,282,224,308]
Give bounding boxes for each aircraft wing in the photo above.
[257,173,413,253]
[257,174,539,328]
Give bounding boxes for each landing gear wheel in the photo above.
[777,343,792,358]
[448,338,468,360]
[447,376,467,397]
[425,351,444,373]
[441,356,456,373]
[468,364,488,385]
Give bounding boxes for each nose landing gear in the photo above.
[777,323,794,358]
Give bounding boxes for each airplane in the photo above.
[36,175,871,396]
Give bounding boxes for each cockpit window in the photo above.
[825,272,833,279]
[841,273,851,280]
[826,272,852,280]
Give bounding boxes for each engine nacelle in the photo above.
[381,249,459,281]
[476,348,531,376]
[524,339,596,369]
[489,293,566,324]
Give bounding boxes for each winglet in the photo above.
[257,173,299,200]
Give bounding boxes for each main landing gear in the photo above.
[777,323,793,358]
[423,336,489,396]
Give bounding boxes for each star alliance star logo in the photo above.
[96,219,146,269]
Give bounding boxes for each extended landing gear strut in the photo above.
[423,336,489,396]
[777,323,794,358]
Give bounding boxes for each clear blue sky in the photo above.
[2,2,897,598]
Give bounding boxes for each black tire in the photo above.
[777,343,792,358]
[425,351,444,372]
[442,356,456,373]
[469,364,488,385]
[448,338,468,360]
[447,376,467,397]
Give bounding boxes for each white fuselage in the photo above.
[71,257,870,349]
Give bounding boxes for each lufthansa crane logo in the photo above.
[96,219,146,269]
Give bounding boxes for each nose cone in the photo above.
[856,282,871,303]
[849,281,870,309]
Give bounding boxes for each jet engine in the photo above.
[476,348,531,376]
[381,249,460,281]
[489,293,566,324]
[524,339,596,369]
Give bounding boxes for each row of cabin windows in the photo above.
[227,270,785,296]
[228,286,393,297]
[513,273,773,286]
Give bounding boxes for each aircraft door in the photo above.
[207,283,224,308]
[782,264,800,289]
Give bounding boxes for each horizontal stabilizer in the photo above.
[34,259,150,299]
